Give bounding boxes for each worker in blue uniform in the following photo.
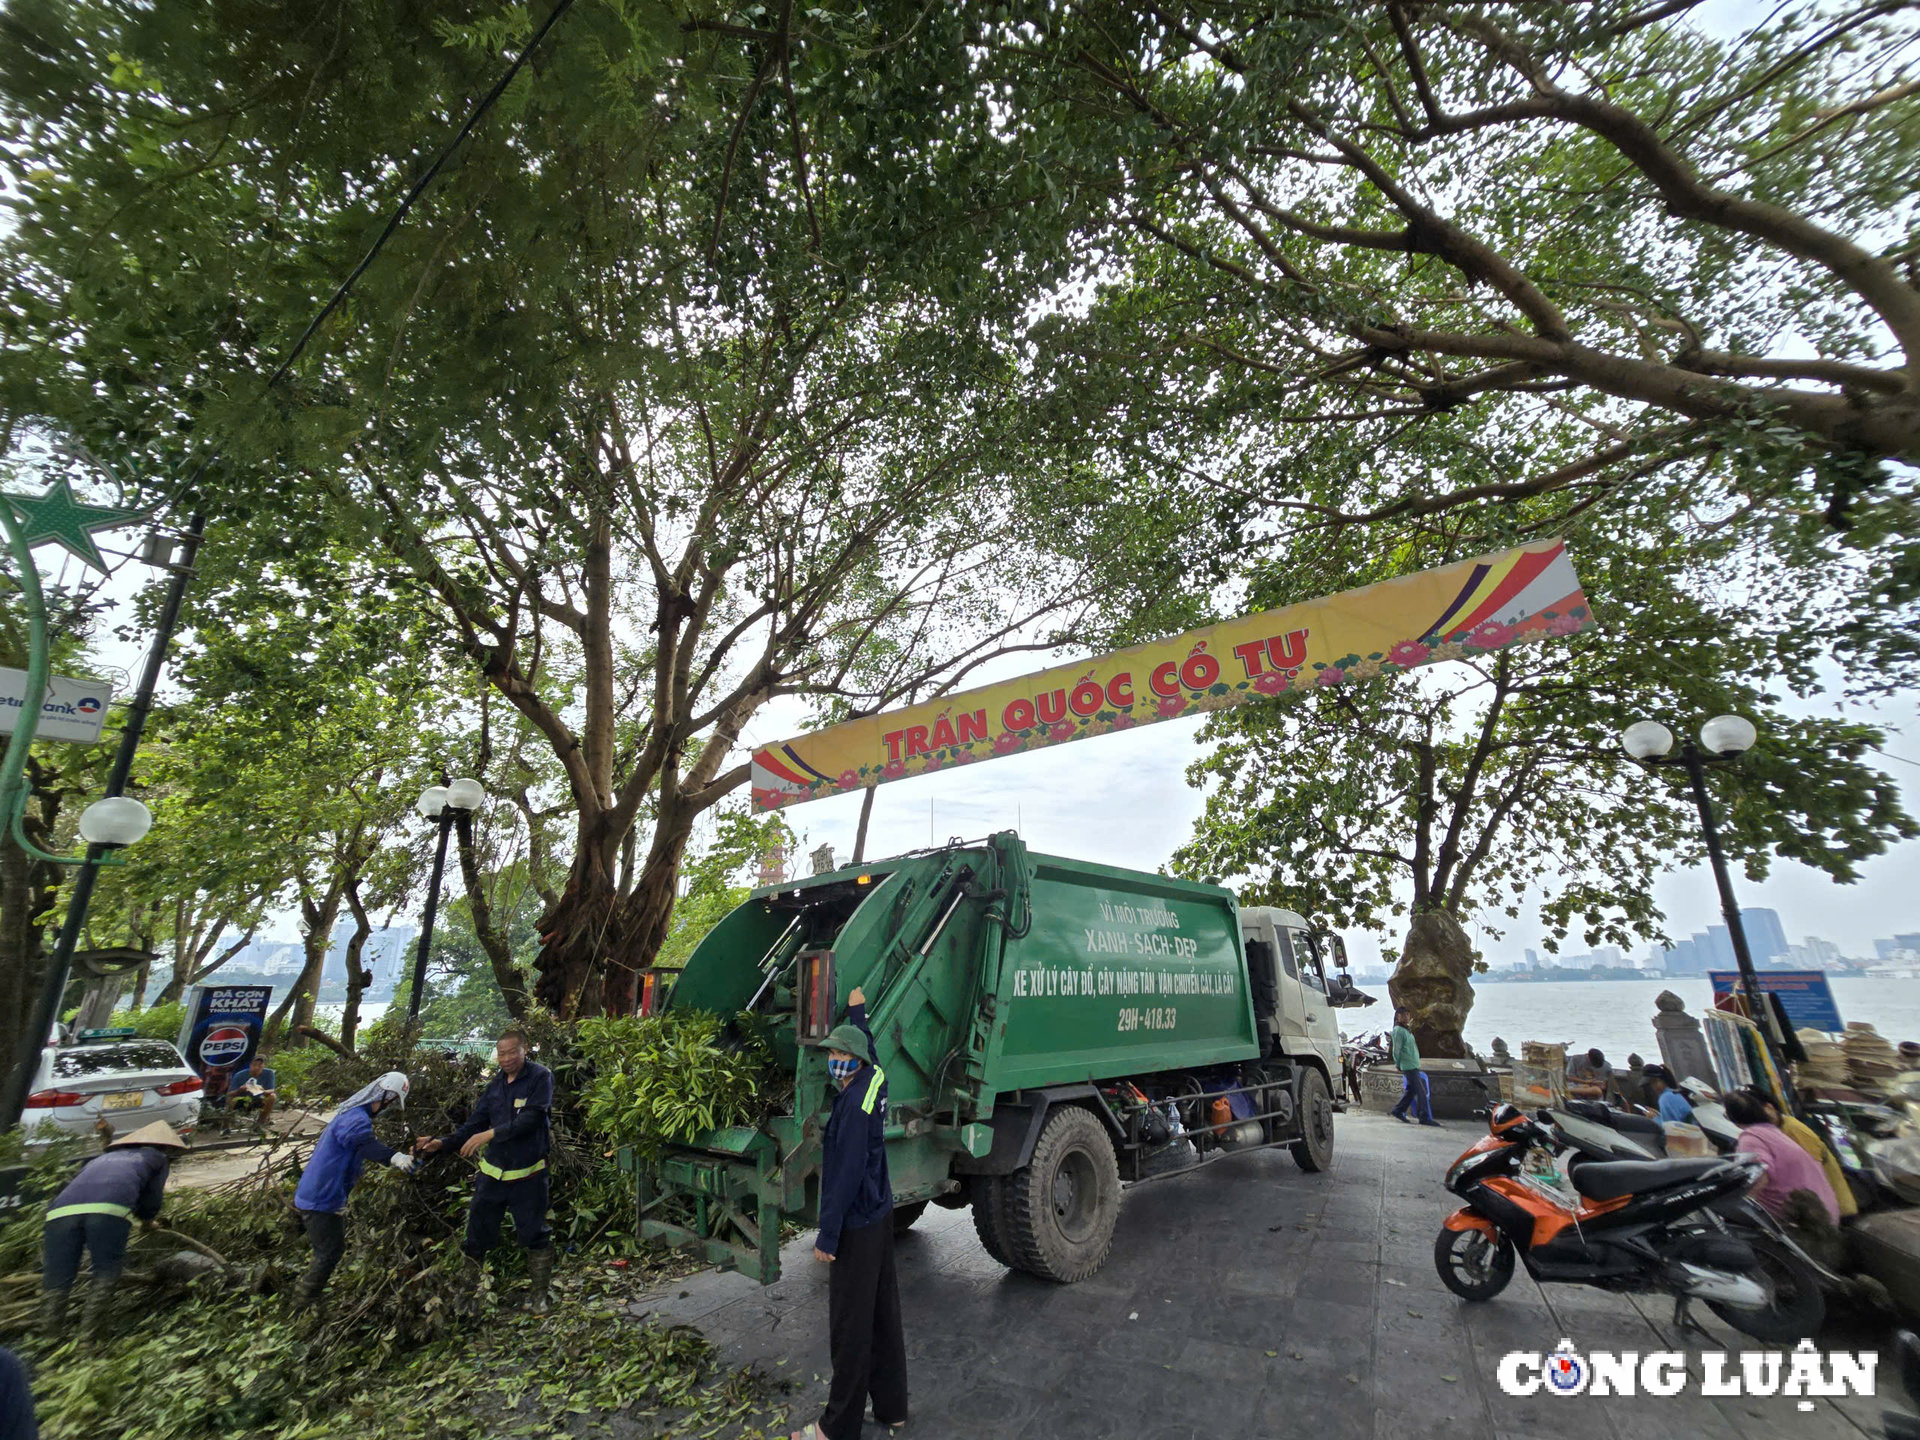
[793,986,907,1440]
[38,1120,186,1340]
[292,1071,415,1310]
[416,1028,555,1313]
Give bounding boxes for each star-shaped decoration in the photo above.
[3,478,148,572]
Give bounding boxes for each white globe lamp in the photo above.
[1620,720,1674,761]
[445,777,485,811]
[78,796,153,848]
[1700,715,1757,757]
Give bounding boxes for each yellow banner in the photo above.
[751,541,1590,811]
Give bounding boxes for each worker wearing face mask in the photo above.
[792,985,907,1440]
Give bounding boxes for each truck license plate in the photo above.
[101,1092,144,1110]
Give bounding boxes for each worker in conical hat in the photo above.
[292,1071,416,1312]
[39,1120,187,1341]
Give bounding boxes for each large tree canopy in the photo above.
[1012,0,1918,681]
[0,1,1209,1014]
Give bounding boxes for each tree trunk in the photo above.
[0,767,66,1063]
[1387,909,1478,1059]
[267,890,344,1046]
[340,881,373,1050]
[454,813,529,1021]
[156,927,253,1007]
[532,823,624,1018]
[129,958,150,1011]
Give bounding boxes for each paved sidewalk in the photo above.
[631,1111,1909,1439]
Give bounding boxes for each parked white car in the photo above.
[22,1039,201,1143]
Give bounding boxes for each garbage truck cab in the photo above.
[1239,905,1351,1086]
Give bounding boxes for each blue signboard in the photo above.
[1709,970,1843,1034]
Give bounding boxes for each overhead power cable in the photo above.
[263,0,578,390]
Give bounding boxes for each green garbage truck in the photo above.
[630,832,1368,1284]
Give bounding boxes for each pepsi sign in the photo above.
[176,985,273,1078]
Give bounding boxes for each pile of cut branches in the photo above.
[2,1015,782,1438]
[573,1010,790,1158]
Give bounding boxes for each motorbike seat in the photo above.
[1567,1156,1726,1202]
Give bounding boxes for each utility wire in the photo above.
[263,0,577,391]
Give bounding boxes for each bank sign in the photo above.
[752,541,1590,810]
[0,666,113,744]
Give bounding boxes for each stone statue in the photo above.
[1652,990,1714,1087]
[1387,911,1477,1058]
[1489,1037,1512,1064]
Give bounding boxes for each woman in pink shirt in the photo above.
[1724,1089,1840,1223]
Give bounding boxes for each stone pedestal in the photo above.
[1652,990,1714,1086]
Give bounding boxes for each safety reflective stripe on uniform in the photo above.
[860,1067,885,1114]
[478,1158,546,1182]
[45,1203,133,1222]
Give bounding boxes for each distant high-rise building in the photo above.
[1667,938,1702,975]
[1742,908,1788,965]
[1898,932,1920,953]
[1524,948,1540,970]
[1804,936,1841,965]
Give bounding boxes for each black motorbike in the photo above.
[1435,1103,1825,1341]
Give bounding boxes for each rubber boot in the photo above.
[37,1287,70,1339]
[292,1257,329,1329]
[79,1275,117,1346]
[453,1254,485,1318]
[526,1248,554,1315]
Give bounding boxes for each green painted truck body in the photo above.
[631,832,1350,1282]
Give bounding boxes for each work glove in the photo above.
[389,1153,418,1175]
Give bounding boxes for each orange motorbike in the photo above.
[1434,1103,1824,1341]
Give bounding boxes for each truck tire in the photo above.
[1290,1068,1336,1173]
[1003,1106,1120,1283]
[970,1177,1014,1265]
[892,1200,929,1236]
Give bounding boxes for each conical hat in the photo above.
[109,1120,188,1151]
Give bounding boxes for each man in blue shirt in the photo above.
[416,1029,555,1314]
[224,1054,278,1125]
[794,986,906,1440]
[1644,1064,1695,1124]
[292,1071,415,1311]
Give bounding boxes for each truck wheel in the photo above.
[1290,1068,1336,1172]
[892,1200,929,1236]
[1003,1106,1120,1283]
[970,1177,1014,1266]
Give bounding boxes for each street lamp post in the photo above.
[1621,713,1779,1046]
[404,777,484,1038]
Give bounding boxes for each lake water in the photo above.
[1344,977,1920,1059]
[319,985,1919,1066]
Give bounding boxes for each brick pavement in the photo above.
[629,1111,1911,1439]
